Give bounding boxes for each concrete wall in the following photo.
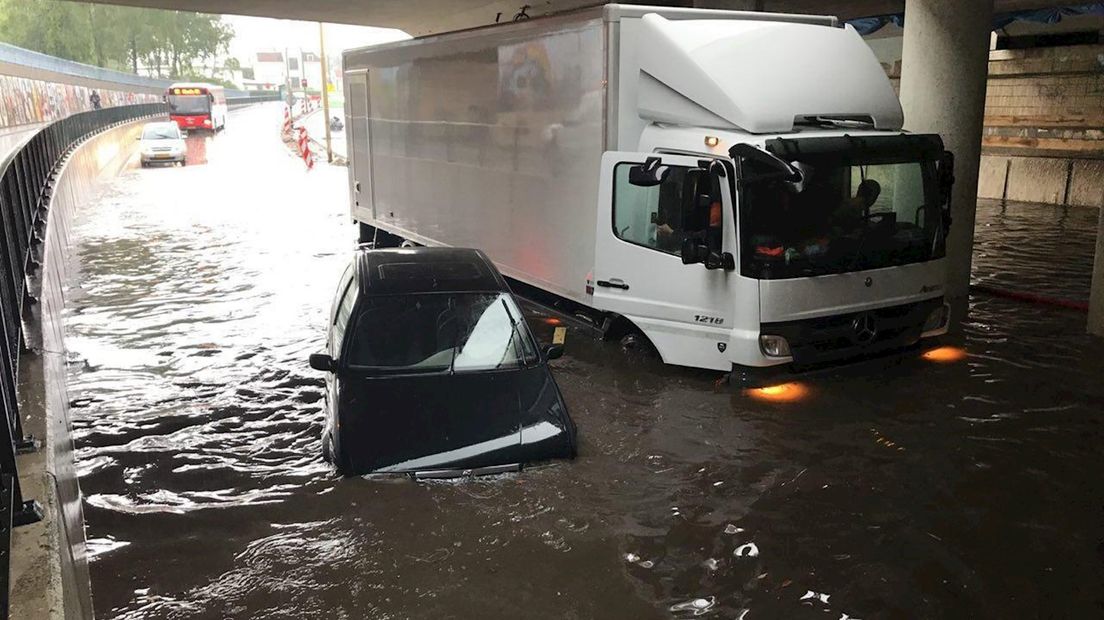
[9,118,146,620]
[982,44,1104,158]
[979,155,1104,207]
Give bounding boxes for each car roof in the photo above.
[143,122,179,131]
[356,247,509,296]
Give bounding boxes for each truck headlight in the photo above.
[759,334,791,358]
[922,304,949,334]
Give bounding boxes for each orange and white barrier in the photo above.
[297,126,313,170]
[282,105,292,136]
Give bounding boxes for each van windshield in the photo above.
[142,125,179,140]
[347,293,538,373]
[739,141,944,279]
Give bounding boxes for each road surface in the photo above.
[63,103,1104,619]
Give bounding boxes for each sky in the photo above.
[223,15,410,61]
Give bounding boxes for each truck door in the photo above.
[345,70,373,222]
[593,152,737,371]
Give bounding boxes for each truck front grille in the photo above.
[761,297,943,367]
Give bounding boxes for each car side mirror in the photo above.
[628,156,669,187]
[542,344,563,361]
[309,353,336,372]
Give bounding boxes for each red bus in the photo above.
[165,83,227,132]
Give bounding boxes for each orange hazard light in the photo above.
[745,382,808,403]
[921,346,966,363]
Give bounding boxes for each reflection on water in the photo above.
[972,198,1097,303]
[70,108,1104,619]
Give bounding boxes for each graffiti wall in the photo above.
[0,74,159,128]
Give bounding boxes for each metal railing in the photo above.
[227,93,283,107]
[0,102,166,618]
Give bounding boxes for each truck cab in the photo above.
[595,127,952,376]
[590,11,953,376]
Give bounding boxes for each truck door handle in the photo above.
[596,278,629,290]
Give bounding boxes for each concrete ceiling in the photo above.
[73,1,1072,36]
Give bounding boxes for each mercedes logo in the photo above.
[851,312,877,344]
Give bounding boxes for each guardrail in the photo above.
[227,93,283,107]
[0,101,166,619]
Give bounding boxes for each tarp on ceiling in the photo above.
[847,3,1104,36]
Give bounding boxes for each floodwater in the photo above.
[68,105,1104,619]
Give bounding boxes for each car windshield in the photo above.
[167,95,209,115]
[142,125,179,140]
[347,293,538,374]
[740,152,942,279]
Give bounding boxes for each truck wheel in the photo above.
[620,332,658,358]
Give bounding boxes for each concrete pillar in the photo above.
[898,0,994,328]
[1090,206,1104,336]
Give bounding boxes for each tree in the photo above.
[0,1,234,79]
[0,0,97,64]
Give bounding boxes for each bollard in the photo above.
[297,126,313,171]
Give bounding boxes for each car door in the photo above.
[592,151,738,370]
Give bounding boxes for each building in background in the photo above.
[249,50,286,91]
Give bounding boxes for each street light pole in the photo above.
[318,22,333,163]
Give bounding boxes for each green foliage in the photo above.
[176,73,237,90]
[0,0,233,78]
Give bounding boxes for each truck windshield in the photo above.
[167,95,210,115]
[740,153,942,279]
[347,293,538,374]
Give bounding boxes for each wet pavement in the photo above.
[301,110,347,160]
[68,104,1104,619]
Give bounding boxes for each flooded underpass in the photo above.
[65,104,1104,619]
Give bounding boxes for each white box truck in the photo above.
[342,4,954,380]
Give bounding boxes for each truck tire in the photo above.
[620,332,657,357]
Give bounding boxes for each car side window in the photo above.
[330,263,353,321]
[331,264,357,357]
[332,280,358,358]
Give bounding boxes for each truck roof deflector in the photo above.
[636,13,904,133]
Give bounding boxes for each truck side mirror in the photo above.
[628,157,669,187]
[681,238,708,265]
[682,239,735,271]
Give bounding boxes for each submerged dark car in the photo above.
[309,247,577,476]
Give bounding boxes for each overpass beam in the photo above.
[1090,208,1104,336]
[899,0,994,328]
